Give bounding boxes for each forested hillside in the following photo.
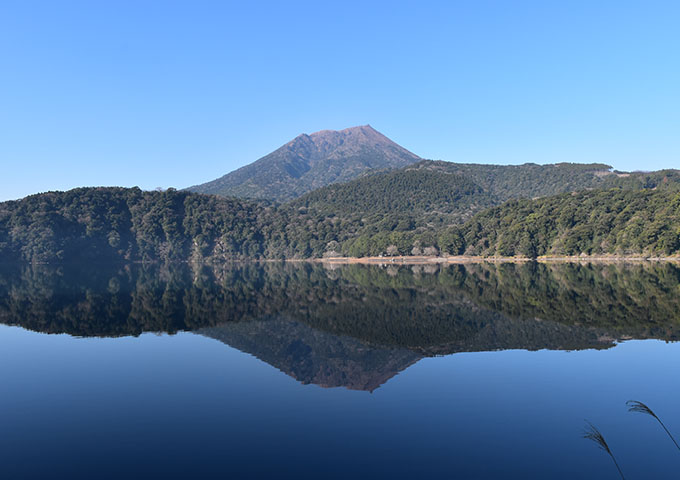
[455,189,680,257]
[284,161,680,241]
[0,187,276,262]
[341,189,680,258]
[281,162,680,258]
[407,161,680,199]
[287,168,493,230]
[5,110,680,263]
[2,168,680,262]
[408,160,615,199]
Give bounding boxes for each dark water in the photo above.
[1,262,679,479]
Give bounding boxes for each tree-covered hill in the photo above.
[285,161,680,258]
[3,174,680,262]
[287,168,494,229]
[291,168,487,217]
[406,160,680,199]
[273,161,676,257]
[342,188,680,258]
[281,161,680,251]
[0,187,277,263]
[407,160,616,200]
[453,188,680,257]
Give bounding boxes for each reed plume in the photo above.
[583,421,626,479]
[627,400,680,451]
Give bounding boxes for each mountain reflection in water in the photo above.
[1,261,679,391]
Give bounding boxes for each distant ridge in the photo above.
[187,125,421,201]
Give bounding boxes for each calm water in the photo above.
[1,262,679,479]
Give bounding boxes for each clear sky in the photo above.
[1,0,679,201]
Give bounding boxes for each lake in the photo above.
[1,262,679,479]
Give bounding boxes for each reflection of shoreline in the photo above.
[2,261,680,343]
[3,261,680,390]
[314,255,680,265]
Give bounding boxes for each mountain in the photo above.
[187,125,421,201]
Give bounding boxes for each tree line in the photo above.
[1,162,680,262]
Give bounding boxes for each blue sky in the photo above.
[1,0,679,201]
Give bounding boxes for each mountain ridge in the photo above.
[187,125,421,201]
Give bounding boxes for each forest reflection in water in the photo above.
[2,261,680,479]
[1,260,679,391]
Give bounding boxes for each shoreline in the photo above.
[9,255,680,266]
[312,255,680,265]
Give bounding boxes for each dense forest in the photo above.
[284,161,666,236]
[0,187,278,262]
[2,161,680,262]
[407,160,680,199]
[454,189,680,257]
[347,189,680,258]
[289,168,490,224]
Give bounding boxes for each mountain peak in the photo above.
[188,126,421,201]
[311,124,375,135]
[289,125,383,146]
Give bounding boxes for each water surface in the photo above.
[1,262,679,479]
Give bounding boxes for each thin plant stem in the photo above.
[609,453,626,480]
